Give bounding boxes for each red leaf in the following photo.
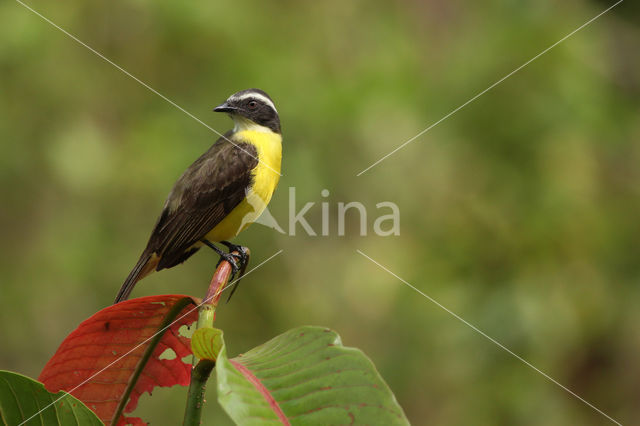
[39,295,199,425]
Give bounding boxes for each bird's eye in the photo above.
[247,100,258,109]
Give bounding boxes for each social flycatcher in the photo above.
[114,88,282,303]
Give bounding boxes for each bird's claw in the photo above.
[217,251,241,277]
[219,242,250,302]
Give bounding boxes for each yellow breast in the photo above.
[205,129,282,242]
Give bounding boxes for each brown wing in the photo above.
[146,136,258,270]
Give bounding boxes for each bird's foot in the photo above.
[203,240,240,276]
[220,241,250,302]
[202,239,250,302]
[216,250,241,276]
[221,241,250,269]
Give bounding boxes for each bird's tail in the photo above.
[114,251,159,304]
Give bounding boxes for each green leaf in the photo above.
[0,370,103,426]
[216,326,409,425]
[191,327,224,361]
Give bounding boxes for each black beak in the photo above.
[213,102,238,113]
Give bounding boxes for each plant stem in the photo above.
[182,359,215,426]
[182,251,238,426]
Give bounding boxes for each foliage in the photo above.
[0,370,102,426]
[1,260,407,425]
[216,326,409,425]
[38,295,198,425]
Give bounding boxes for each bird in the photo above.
[114,88,282,303]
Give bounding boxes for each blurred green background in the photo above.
[1,0,639,424]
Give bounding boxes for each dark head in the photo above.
[213,88,281,134]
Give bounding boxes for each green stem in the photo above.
[182,359,215,426]
[197,304,215,330]
[182,253,236,425]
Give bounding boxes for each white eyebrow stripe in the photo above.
[230,92,277,113]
